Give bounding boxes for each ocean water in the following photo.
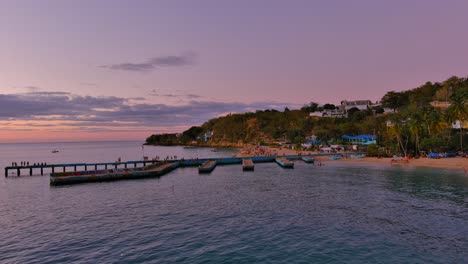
[0,141,467,263]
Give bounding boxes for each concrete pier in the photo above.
[242,159,254,171]
[3,160,164,177]
[3,152,366,180]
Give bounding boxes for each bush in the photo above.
[366,144,380,157]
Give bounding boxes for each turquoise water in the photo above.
[0,142,467,263]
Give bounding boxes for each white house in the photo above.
[340,100,376,111]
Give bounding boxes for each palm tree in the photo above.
[408,111,424,155]
[388,115,409,157]
[447,97,467,151]
[423,107,445,137]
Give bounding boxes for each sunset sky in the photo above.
[1,0,468,142]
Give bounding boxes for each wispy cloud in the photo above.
[80,82,97,86]
[0,91,298,132]
[149,89,202,99]
[100,52,196,72]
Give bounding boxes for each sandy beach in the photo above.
[235,145,468,173]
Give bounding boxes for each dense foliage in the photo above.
[146,76,467,156]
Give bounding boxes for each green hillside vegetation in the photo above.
[146,76,468,156]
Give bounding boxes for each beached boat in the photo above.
[242,159,254,171]
[301,156,315,163]
[275,158,294,168]
[199,160,217,173]
[329,155,341,160]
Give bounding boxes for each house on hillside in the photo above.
[310,109,347,118]
[342,134,377,145]
[204,131,213,142]
[452,120,468,129]
[430,101,451,109]
[340,100,377,111]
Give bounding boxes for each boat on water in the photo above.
[211,149,218,152]
[51,150,59,153]
[199,160,217,173]
[301,156,315,163]
[275,158,294,168]
[242,159,254,171]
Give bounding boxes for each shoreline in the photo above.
[235,145,467,173]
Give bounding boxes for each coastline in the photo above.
[235,145,467,173]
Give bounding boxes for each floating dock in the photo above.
[242,159,254,171]
[275,158,294,168]
[199,160,217,173]
[301,156,315,163]
[50,162,179,185]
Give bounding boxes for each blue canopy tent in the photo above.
[306,138,321,144]
[342,134,376,145]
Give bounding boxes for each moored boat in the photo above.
[199,160,217,173]
[301,156,315,163]
[275,158,294,168]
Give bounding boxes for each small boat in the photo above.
[350,154,365,159]
[242,159,254,171]
[199,160,217,173]
[301,156,315,163]
[211,149,218,152]
[275,158,294,168]
[329,155,341,160]
[51,150,59,153]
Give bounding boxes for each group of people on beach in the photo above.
[11,161,47,167]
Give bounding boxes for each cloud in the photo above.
[100,52,196,72]
[80,83,97,86]
[149,90,202,99]
[0,91,299,133]
[25,86,41,92]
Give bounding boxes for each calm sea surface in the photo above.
[0,141,467,263]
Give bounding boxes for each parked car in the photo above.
[427,152,440,159]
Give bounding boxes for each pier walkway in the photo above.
[3,152,366,185]
[4,160,160,177]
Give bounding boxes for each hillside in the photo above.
[146,76,468,156]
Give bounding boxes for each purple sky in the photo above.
[0,0,467,142]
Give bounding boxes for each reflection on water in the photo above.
[0,142,467,263]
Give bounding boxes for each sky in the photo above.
[1,0,467,143]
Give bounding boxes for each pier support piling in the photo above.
[17,168,20,176]
[30,168,33,176]
[41,167,43,175]
[52,167,55,173]
[74,166,77,172]
[85,165,87,171]
[5,168,8,177]
[95,165,97,170]
[63,167,65,173]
